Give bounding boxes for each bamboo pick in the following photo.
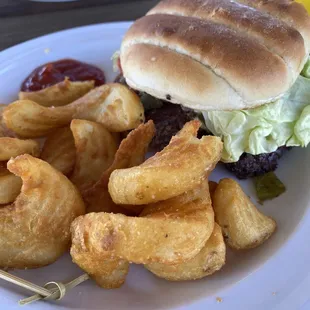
[0,269,89,306]
[0,270,51,297]
[20,273,90,305]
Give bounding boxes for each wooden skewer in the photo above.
[0,269,89,306]
[0,270,51,297]
[20,274,90,305]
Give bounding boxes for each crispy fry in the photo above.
[108,120,223,205]
[3,100,73,138]
[0,137,40,161]
[41,127,76,176]
[19,79,95,107]
[70,223,129,289]
[71,179,214,266]
[83,121,155,214]
[70,120,119,191]
[213,178,277,250]
[145,223,225,281]
[0,165,22,204]
[72,83,144,132]
[3,84,144,138]
[0,155,85,268]
[0,104,16,137]
[209,181,218,203]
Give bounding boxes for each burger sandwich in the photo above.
[115,0,310,179]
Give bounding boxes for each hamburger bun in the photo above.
[121,0,310,111]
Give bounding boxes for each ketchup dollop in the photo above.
[21,59,106,92]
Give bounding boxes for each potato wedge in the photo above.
[213,178,277,250]
[0,155,85,268]
[209,181,218,203]
[4,84,144,138]
[72,83,144,132]
[71,179,214,266]
[70,227,129,289]
[3,100,73,138]
[41,127,76,176]
[0,104,16,137]
[83,120,155,214]
[0,137,40,161]
[19,79,95,107]
[108,120,223,205]
[0,165,22,204]
[70,120,119,191]
[145,223,225,281]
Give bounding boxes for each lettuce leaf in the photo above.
[301,56,310,78]
[203,72,310,163]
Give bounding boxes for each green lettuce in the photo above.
[203,61,310,163]
[301,57,310,78]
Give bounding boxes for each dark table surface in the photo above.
[0,0,158,51]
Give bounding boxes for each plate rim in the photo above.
[0,21,309,310]
[0,21,133,67]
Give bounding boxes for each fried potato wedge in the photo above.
[41,127,76,176]
[145,223,225,281]
[19,79,95,107]
[3,100,73,138]
[70,227,129,289]
[0,166,22,204]
[0,155,85,268]
[4,84,144,138]
[0,104,16,137]
[83,121,155,214]
[108,120,223,205]
[0,137,40,161]
[72,179,214,266]
[209,181,218,203]
[70,120,119,191]
[213,178,277,250]
[72,83,144,132]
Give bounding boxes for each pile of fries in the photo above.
[0,81,276,289]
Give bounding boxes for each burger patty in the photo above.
[145,103,198,150]
[115,74,288,179]
[144,104,288,179]
[225,147,288,179]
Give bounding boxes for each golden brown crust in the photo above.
[82,121,155,214]
[19,79,95,107]
[121,0,310,110]
[0,155,85,269]
[71,179,215,266]
[4,84,145,138]
[0,167,22,204]
[145,223,226,281]
[70,119,119,191]
[0,137,40,161]
[41,126,76,176]
[70,222,129,289]
[108,121,223,205]
[213,178,277,250]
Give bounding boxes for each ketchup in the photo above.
[21,59,106,92]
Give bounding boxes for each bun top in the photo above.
[121,0,310,111]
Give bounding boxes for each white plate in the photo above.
[0,22,309,310]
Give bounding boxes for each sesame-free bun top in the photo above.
[120,0,310,111]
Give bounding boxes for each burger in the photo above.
[115,0,310,179]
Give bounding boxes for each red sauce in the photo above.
[21,59,106,92]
